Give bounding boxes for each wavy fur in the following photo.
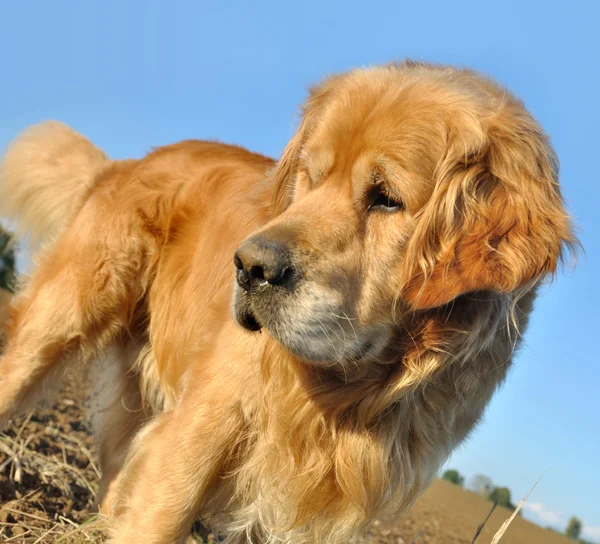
[0,121,109,247]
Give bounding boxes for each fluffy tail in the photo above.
[0,121,109,247]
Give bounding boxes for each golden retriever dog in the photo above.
[0,61,576,543]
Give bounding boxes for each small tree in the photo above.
[441,469,464,487]
[468,474,493,497]
[565,516,582,540]
[487,486,515,510]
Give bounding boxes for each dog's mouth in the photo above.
[238,308,262,332]
[233,284,390,363]
[234,291,263,332]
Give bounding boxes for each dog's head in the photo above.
[234,62,575,363]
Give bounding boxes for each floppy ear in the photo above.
[271,77,342,216]
[402,100,577,309]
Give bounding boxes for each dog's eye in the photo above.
[368,185,403,212]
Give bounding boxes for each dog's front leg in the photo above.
[106,386,245,544]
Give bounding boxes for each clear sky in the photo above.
[1,1,598,540]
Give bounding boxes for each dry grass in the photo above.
[0,385,107,543]
[0,391,219,543]
[490,473,544,544]
[0,509,107,543]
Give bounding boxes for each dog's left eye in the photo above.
[368,185,403,212]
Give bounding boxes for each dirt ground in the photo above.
[360,479,573,544]
[0,377,573,544]
[0,382,106,542]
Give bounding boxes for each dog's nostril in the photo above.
[250,265,265,283]
[247,264,291,286]
[233,253,243,270]
[236,268,250,291]
[267,266,290,285]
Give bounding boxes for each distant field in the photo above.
[361,478,572,544]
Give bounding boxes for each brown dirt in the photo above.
[360,478,573,544]
[0,382,106,542]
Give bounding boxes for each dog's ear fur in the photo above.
[271,77,342,216]
[402,97,577,309]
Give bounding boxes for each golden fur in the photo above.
[0,61,576,543]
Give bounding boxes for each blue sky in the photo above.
[1,1,598,540]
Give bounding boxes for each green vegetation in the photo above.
[441,469,464,487]
[565,516,582,540]
[487,486,516,510]
[0,225,16,292]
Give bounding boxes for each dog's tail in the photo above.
[0,121,109,247]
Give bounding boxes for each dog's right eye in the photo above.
[367,185,404,212]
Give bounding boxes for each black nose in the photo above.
[234,237,293,291]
